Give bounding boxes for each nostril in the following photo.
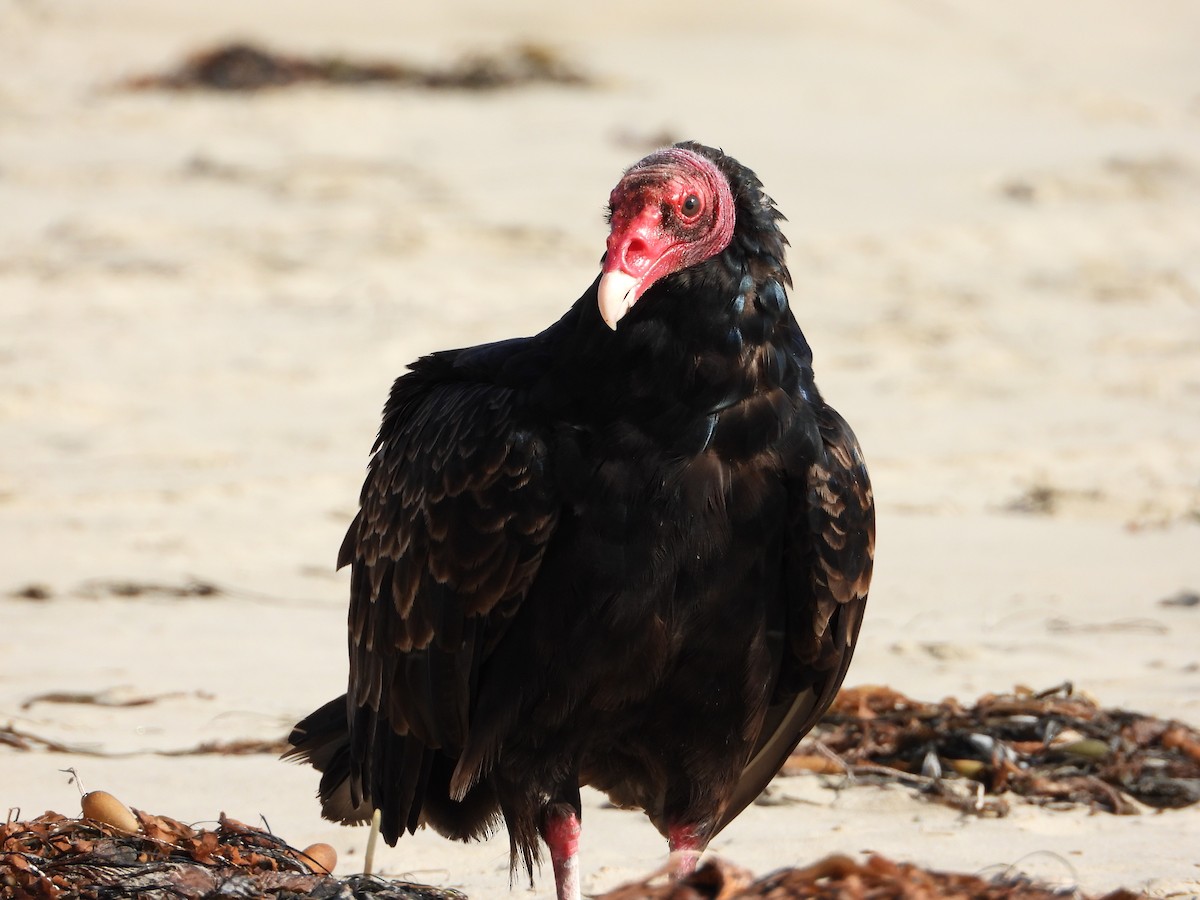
[624,238,648,266]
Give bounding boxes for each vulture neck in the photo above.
[548,249,812,456]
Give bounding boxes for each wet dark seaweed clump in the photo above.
[600,855,1145,900]
[788,683,1200,815]
[0,811,460,899]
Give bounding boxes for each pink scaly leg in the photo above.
[542,805,583,900]
[667,824,706,880]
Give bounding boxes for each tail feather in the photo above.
[286,694,505,851]
[285,695,374,825]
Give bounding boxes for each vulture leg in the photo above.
[666,824,706,880]
[541,800,583,900]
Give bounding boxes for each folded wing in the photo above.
[717,403,874,831]
[340,356,560,842]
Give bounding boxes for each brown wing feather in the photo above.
[715,403,874,832]
[343,362,559,838]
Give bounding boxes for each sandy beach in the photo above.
[2,1,1199,895]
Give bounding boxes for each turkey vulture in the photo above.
[286,142,874,900]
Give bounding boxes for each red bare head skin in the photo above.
[597,146,736,329]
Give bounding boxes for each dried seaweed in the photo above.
[122,41,591,93]
[156,738,292,757]
[788,683,1200,815]
[0,725,289,758]
[598,855,1146,900]
[0,810,461,899]
[0,725,89,755]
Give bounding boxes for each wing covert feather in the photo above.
[344,366,559,760]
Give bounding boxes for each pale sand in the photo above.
[2,1,1199,895]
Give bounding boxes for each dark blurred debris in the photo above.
[1004,483,1058,513]
[76,577,222,600]
[0,810,461,899]
[7,584,52,602]
[1002,482,1104,515]
[598,854,1146,900]
[123,41,591,92]
[1000,179,1038,204]
[1046,616,1168,635]
[1159,589,1200,608]
[4,575,317,606]
[20,688,212,712]
[787,683,1200,815]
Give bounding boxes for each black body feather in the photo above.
[285,142,874,876]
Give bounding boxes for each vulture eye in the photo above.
[681,193,701,217]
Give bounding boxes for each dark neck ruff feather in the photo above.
[552,143,814,448]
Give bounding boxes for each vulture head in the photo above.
[597,142,790,334]
[597,144,739,329]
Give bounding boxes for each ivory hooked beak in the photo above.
[597,269,641,330]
